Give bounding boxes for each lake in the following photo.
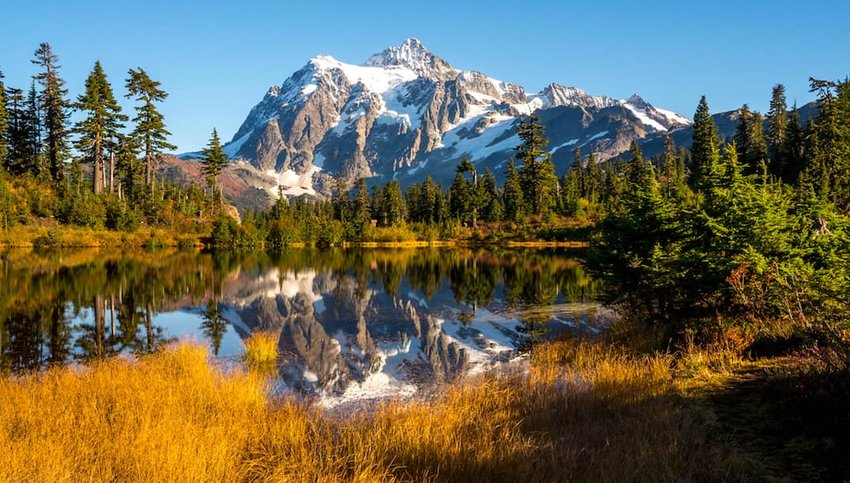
[0,248,604,406]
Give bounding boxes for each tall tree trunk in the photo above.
[109,151,115,194]
[93,136,104,195]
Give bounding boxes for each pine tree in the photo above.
[74,61,127,195]
[115,134,142,200]
[201,128,227,211]
[420,176,439,223]
[32,42,70,185]
[449,169,472,224]
[767,84,788,177]
[783,103,806,184]
[584,151,601,202]
[734,104,752,161]
[690,96,721,190]
[379,181,405,226]
[25,82,43,177]
[503,158,525,222]
[803,78,850,206]
[516,115,557,215]
[0,70,8,166]
[125,68,176,188]
[353,178,372,232]
[481,168,503,222]
[4,87,28,174]
[560,165,581,217]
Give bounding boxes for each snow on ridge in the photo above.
[621,102,667,132]
[654,106,692,126]
[310,55,419,94]
[223,131,251,159]
[265,164,322,198]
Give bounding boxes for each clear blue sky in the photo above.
[1,0,848,152]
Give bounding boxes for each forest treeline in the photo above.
[0,43,213,236]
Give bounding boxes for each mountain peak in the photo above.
[363,37,454,79]
[626,94,650,108]
[540,83,616,110]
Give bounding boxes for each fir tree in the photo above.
[516,115,557,215]
[502,158,525,222]
[32,42,70,185]
[125,68,176,188]
[0,70,8,165]
[734,104,752,160]
[480,168,503,222]
[201,128,227,211]
[783,103,806,184]
[803,78,850,206]
[767,84,788,177]
[379,181,405,226]
[420,176,439,223]
[353,178,372,231]
[26,82,44,177]
[4,87,29,175]
[74,61,127,195]
[689,96,721,190]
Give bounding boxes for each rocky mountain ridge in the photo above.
[182,38,693,201]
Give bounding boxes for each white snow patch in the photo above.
[580,131,609,147]
[311,55,418,94]
[223,131,251,159]
[266,164,322,198]
[622,102,667,132]
[654,107,692,126]
[551,139,579,153]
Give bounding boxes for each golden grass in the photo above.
[243,332,279,372]
[0,225,203,249]
[0,340,750,482]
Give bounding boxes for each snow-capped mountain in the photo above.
[209,38,692,199]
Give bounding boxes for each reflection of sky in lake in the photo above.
[0,249,605,406]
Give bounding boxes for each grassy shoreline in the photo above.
[2,337,844,481]
[0,225,590,250]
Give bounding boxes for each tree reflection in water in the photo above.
[0,248,603,401]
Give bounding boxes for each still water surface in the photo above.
[0,248,603,405]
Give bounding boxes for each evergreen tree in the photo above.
[25,82,43,177]
[0,70,8,165]
[560,165,582,217]
[516,115,557,215]
[125,68,176,188]
[449,169,472,224]
[4,87,31,175]
[660,135,677,185]
[480,168,503,222]
[734,104,752,161]
[584,151,601,203]
[420,176,439,223]
[32,42,70,185]
[201,128,227,211]
[689,96,721,190]
[379,181,405,226]
[767,84,788,177]
[803,78,850,207]
[502,158,525,222]
[353,178,372,231]
[783,103,806,184]
[74,61,127,195]
[115,134,142,200]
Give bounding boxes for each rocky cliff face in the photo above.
[190,37,693,200]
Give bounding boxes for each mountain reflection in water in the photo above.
[0,248,604,405]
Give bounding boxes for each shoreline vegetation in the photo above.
[0,222,593,250]
[1,335,847,482]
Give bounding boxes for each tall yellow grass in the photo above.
[243,331,279,372]
[0,340,748,482]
